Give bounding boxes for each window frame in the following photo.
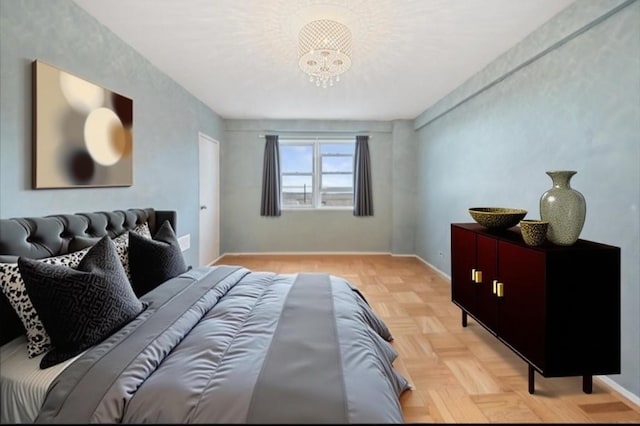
[280,138,355,210]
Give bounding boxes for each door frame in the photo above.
[198,132,220,266]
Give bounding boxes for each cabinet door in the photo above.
[475,235,498,331]
[451,226,476,315]
[497,241,546,369]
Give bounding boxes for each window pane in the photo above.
[321,172,353,207]
[282,175,313,206]
[322,156,352,173]
[321,173,352,189]
[320,143,354,155]
[281,144,313,173]
[321,190,353,207]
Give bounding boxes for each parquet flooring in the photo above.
[214,254,640,424]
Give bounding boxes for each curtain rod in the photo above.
[258,134,372,140]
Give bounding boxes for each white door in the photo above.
[198,133,220,266]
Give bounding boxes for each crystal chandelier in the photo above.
[298,19,352,88]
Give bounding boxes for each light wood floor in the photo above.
[214,254,640,424]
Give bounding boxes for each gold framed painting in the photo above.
[32,60,133,188]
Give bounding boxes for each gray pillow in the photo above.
[128,220,187,297]
[18,236,145,369]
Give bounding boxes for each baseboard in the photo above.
[413,254,451,281]
[204,255,225,266]
[220,251,392,256]
[217,252,451,282]
[595,376,640,408]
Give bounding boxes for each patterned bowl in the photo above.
[519,219,549,246]
[468,207,528,229]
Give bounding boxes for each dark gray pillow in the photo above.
[18,236,145,369]
[129,220,187,297]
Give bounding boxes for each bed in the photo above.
[0,208,410,423]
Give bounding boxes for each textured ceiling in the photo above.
[72,0,576,121]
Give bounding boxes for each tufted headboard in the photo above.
[0,207,176,345]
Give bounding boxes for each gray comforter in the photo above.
[36,265,410,423]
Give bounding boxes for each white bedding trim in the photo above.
[0,336,82,424]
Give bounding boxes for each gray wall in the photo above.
[221,119,417,254]
[414,0,639,399]
[0,0,225,267]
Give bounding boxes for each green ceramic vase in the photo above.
[539,170,586,246]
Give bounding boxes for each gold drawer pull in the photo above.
[471,268,476,281]
[493,280,498,294]
[475,270,482,283]
[496,282,504,297]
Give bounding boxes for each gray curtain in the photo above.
[260,135,281,217]
[353,135,373,216]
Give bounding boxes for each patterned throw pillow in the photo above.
[112,232,131,279]
[41,247,90,267]
[133,222,152,239]
[18,236,145,369]
[113,223,151,280]
[0,247,90,357]
[129,220,187,297]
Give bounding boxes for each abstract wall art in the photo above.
[32,60,133,188]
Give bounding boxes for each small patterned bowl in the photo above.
[520,220,549,246]
[468,207,528,229]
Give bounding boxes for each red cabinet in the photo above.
[451,223,620,394]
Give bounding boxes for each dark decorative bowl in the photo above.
[468,207,527,229]
[519,219,549,246]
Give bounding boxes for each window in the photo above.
[280,139,355,209]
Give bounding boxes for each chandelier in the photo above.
[298,19,352,88]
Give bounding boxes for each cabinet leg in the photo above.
[462,311,467,327]
[528,365,535,394]
[583,375,593,394]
